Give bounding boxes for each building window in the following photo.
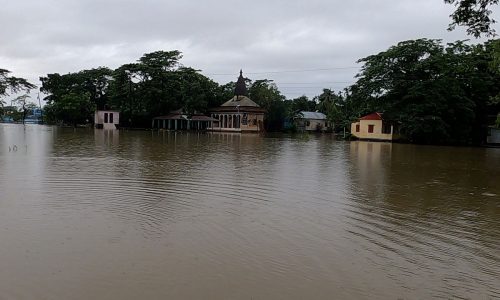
[368,124,374,133]
[109,113,114,123]
[306,121,310,126]
[356,124,360,132]
[104,113,108,123]
[253,119,257,125]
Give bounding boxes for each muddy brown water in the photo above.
[1,124,499,299]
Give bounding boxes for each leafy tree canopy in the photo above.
[1,69,36,97]
[0,69,36,117]
[351,38,500,144]
[445,0,499,37]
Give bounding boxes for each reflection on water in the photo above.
[0,124,499,299]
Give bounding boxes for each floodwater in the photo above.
[0,124,499,300]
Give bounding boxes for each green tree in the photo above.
[109,52,221,127]
[445,0,498,37]
[40,67,113,125]
[351,39,500,144]
[315,89,347,130]
[45,92,93,127]
[1,69,36,116]
[248,79,287,131]
[177,67,221,114]
[12,94,31,124]
[289,95,317,112]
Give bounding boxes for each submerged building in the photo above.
[152,109,218,130]
[294,111,328,132]
[351,112,400,141]
[208,70,266,133]
[95,110,120,129]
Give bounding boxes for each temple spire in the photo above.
[234,69,247,97]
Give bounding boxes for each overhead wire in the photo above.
[203,66,360,76]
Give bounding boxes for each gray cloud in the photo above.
[0,0,497,101]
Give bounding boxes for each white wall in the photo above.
[95,111,120,130]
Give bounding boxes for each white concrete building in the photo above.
[95,110,120,130]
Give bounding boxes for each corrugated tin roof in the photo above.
[298,111,327,120]
[191,115,218,121]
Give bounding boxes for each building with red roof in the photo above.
[351,112,401,141]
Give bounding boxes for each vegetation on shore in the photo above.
[1,2,499,145]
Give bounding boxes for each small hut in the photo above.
[95,110,120,129]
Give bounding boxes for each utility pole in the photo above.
[38,93,43,124]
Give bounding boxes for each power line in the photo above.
[276,81,354,85]
[278,86,345,89]
[203,66,359,76]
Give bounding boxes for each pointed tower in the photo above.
[234,69,247,98]
[207,70,266,132]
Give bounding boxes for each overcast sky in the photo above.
[1,0,498,101]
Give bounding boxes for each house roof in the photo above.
[360,112,383,121]
[210,106,266,113]
[153,109,217,121]
[221,95,260,107]
[297,111,327,120]
[191,115,218,121]
[154,114,184,120]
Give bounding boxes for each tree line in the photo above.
[1,0,499,145]
[1,38,499,145]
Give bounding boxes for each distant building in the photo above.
[208,70,266,133]
[487,114,500,145]
[152,109,218,130]
[95,110,119,129]
[24,108,43,124]
[1,116,14,123]
[1,106,17,123]
[294,111,328,132]
[487,127,500,144]
[351,112,400,141]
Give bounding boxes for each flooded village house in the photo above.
[351,112,400,141]
[294,111,328,132]
[95,110,120,129]
[152,109,217,130]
